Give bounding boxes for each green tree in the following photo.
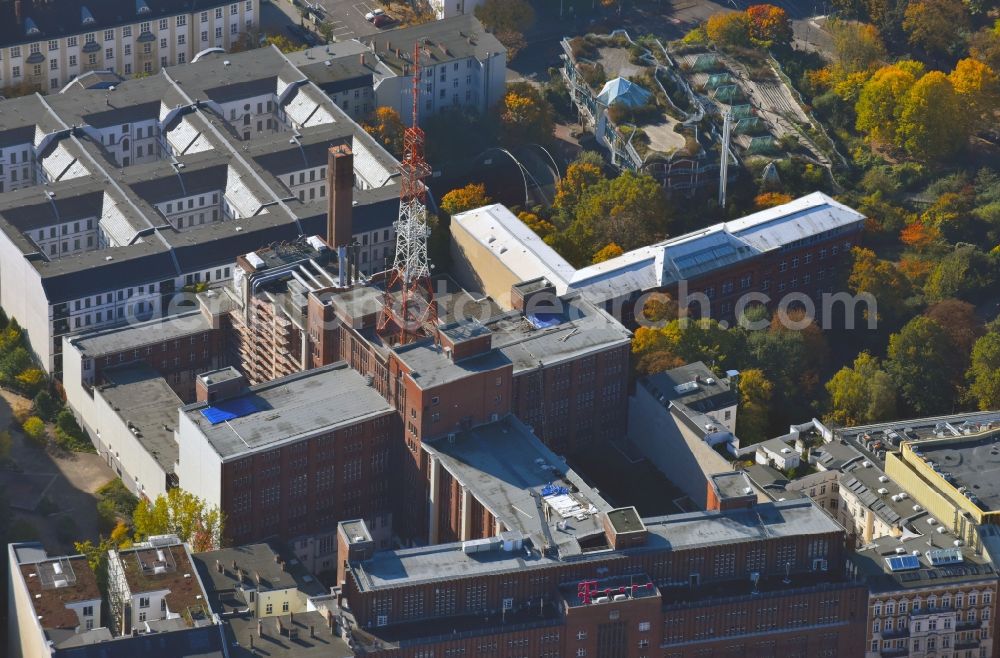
[567,171,668,258]
[0,319,23,353]
[32,390,59,422]
[924,245,997,303]
[903,0,970,58]
[440,183,491,216]
[265,33,305,53]
[855,65,917,146]
[898,71,966,160]
[967,329,1000,410]
[736,369,773,445]
[0,347,32,384]
[54,409,93,452]
[825,352,898,426]
[886,317,961,414]
[970,20,1000,71]
[133,488,224,552]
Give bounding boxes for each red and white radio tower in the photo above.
[377,41,438,345]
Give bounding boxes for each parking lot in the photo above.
[261,0,390,44]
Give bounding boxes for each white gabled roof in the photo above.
[723,191,865,252]
[455,192,865,304]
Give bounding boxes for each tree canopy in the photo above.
[902,0,970,58]
[498,82,554,146]
[440,183,491,216]
[736,369,773,445]
[825,352,898,426]
[885,316,961,414]
[362,107,405,157]
[968,328,1000,410]
[566,171,668,258]
[133,488,224,552]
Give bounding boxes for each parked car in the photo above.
[365,8,384,21]
[373,13,393,27]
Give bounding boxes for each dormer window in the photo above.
[81,6,96,26]
[136,0,151,15]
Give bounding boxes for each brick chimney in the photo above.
[326,144,353,249]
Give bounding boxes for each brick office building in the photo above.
[174,363,401,570]
[63,309,224,405]
[333,465,869,657]
[318,279,632,539]
[451,192,865,324]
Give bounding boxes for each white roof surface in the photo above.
[455,192,864,304]
[453,204,576,292]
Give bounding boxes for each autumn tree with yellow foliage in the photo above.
[440,183,491,216]
[498,82,554,145]
[362,107,405,157]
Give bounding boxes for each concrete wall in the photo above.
[627,385,736,510]
[91,388,171,500]
[174,410,223,509]
[449,216,520,308]
[7,546,45,658]
[0,228,53,369]
[62,340,98,432]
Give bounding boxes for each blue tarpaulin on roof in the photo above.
[528,313,563,329]
[541,484,570,497]
[201,397,261,425]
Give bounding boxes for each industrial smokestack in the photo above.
[326,144,354,249]
[352,242,360,283]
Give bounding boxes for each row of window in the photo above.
[72,302,153,328]
[6,2,254,58]
[777,242,850,272]
[874,591,992,616]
